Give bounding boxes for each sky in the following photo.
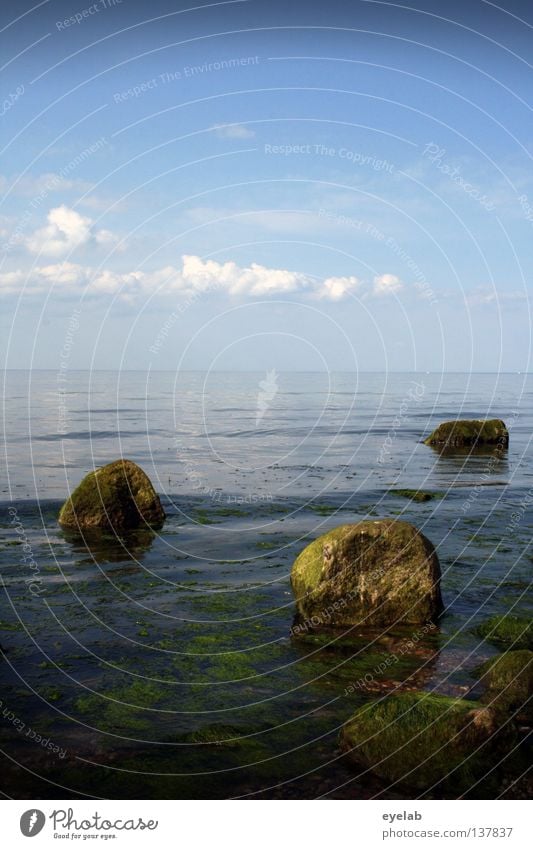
[1,0,532,372]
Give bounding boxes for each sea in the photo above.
[1,370,532,798]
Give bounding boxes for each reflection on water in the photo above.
[430,445,510,486]
[60,527,157,564]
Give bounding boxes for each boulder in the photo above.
[58,459,165,531]
[339,691,505,791]
[476,650,533,719]
[423,419,508,449]
[290,520,442,628]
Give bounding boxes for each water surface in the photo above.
[1,371,532,798]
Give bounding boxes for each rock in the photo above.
[339,691,505,791]
[290,520,442,629]
[390,489,441,503]
[475,615,533,650]
[423,419,508,449]
[475,650,533,719]
[58,459,165,531]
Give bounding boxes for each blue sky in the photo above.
[1,0,532,371]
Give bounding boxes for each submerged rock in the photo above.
[339,691,505,791]
[290,520,442,629]
[390,489,441,503]
[476,650,533,719]
[424,419,508,449]
[475,615,533,650]
[182,725,254,749]
[58,459,165,532]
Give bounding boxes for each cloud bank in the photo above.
[0,253,405,302]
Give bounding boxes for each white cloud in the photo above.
[178,254,309,296]
[0,263,87,296]
[373,273,403,296]
[319,275,361,301]
[24,205,119,257]
[0,253,409,302]
[0,269,26,295]
[213,123,256,140]
[94,228,120,247]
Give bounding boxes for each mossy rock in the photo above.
[475,651,533,719]
[424,419,508,449]
[339,691,506,791]
[290,520,442,629]
[475,615,533,650]
[58,459,165,531]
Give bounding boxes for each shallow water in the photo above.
[1,370,532,798]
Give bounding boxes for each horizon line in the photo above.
[2,368,531,375]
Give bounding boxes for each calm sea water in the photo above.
[1,371,532,798]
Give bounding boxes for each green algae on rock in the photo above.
[339,691,504,791]
[475,615,533,650]
[475,650,533,719]
[58,459,165,532]
[290,520,442,629]
[423,419,509,449]
[183,725,254,749]
[389,489,442,503]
